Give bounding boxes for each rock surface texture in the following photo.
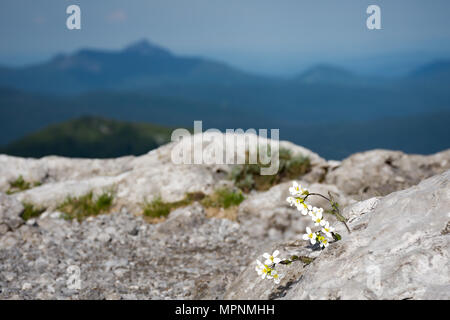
[225,171,450,300]
[0,204,254,299]
[0,134,449,300]
[325,149,450,200]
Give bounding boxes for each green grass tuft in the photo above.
[200,188,245,209]
[142,196,172,218]
[142,192,206,219]
[21,202,45,221]
[58,191,114,221]
[142,188,244,219]
[230,147,311,192]
[6,176,41,194]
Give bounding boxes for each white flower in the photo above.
[255,260,272,279]
[255,260,264,275]
[271,270,283,284]
[293,198,311,213]
[289,181,308,197]
[310,206,323,217]
[321,221,335,238]
[263,250,281,265]
[300,207,309,216]
[286,196,296,206]
[312,211,326,226]
[318,236,329,248]
[293,197,304,208]
[302,227,317,245]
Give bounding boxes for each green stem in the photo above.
[302,192,351,233]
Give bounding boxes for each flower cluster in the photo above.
[286,181,335,248]
[255,250,283,284]
[254,181,342,285]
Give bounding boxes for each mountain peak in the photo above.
[296,64,355,84]
[123,39,171,56]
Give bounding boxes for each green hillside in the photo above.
[1,112,449,160]
[0,116,173,158]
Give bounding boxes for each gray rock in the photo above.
[0,193,24,233]
[225,170,450,300]
[1,133,325,214]
[0,205,255,300]
[237,181,353,242]
[325,149,450,200]
[2,135,448,300]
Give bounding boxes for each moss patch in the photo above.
[142,188,244,222]
[200,188,244,209]
[6,176,41,194]
[230,148,311,192]
[142,192,206,219]
[58,191,114,221]
[21,202,45,221]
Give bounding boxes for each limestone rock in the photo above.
[325,149,450,200]
[1,133,325,214]
[0,193,24,234]
[237,181,353,242]
[0,204,256,299]
[225,170,450,300]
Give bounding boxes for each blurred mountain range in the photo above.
[0,39,266,93]
[0,39,449,159]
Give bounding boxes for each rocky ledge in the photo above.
[0,133,449,299]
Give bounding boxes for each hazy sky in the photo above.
[1,0,450,75]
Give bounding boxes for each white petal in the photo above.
[306,227,312,234]
[263,253,270,259]
[273,258,281,264]
[302,234,309,240]
[273,250,279,257]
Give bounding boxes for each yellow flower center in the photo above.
[263,266,271,274]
